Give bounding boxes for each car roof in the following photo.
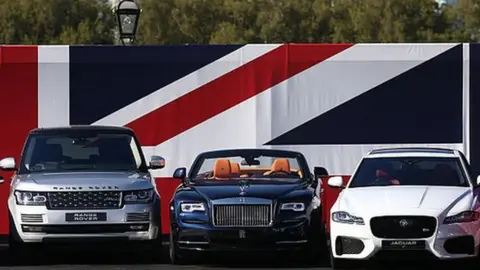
[29,125,134,135]
[365,147,459,158]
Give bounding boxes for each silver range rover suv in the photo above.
[0,126,165,253]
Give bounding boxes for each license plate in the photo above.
[382,240,425,250]
[65,212,107,222]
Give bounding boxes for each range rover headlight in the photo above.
[124,189,154,204]
[180,202,205,213]
[14,191,47,206]
[280,202,305,212]
[332,211,365,225]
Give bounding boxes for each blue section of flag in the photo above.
[469,44,480,175]
[69,45,244,125]
[266,44,463,145]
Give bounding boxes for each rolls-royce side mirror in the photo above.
[173,167,188,185]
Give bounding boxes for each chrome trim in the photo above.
[178,241,209,245]
[211,197,273,228]
[276,240,308,244]
[20,214,43,223]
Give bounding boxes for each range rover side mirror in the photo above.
[149,155,165,170]
[0,157,16,171]
[328,176,344,188]
[173,167,187,180]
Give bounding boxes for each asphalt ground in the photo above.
[0,244,474,270]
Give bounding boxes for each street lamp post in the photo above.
[113,0,141,45]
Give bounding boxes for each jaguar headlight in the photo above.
[14,191,47,206]
[124,189,154,204]
[332,211,364,225]
[444,211,480,224]
[280,202,305,212]
[180,202,205,213]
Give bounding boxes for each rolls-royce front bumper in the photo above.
[174,220,309,252]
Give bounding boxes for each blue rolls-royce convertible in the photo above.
[168,148,328,264]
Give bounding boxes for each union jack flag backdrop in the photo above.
[0,43,478,234]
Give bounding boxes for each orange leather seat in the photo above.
[264,158,291,176]
[231,162,240,175]
[213,159,232,179]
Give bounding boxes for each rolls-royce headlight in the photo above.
[124,189,154,204]
[280,202,305,212]
[14,191,47,206]
[180,202,205,213]
[332,211,364,225]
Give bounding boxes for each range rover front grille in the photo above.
[370,216,437,239]
[47,191,122,210]
[213,204,272,227]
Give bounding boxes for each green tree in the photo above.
[0,0,115,44]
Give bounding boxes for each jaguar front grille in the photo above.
[213,204,272,227]
[370,216,437,239]
[47,191,122,210]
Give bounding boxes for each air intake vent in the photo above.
[21,214,43,223]
[126,212,150,222]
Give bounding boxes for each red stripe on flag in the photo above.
[128,44,353,146]
[0,46,38,235]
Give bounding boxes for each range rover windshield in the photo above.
[348,157,469,188]
[20,131,145,173]
[191,151,306,183]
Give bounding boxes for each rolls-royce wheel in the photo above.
[169,228,188,265]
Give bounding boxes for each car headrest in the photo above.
[376,169,390,178]
[230,162,240,174]
[271,158,290,172]
[213,159,232,179]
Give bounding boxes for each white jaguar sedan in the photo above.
[328,147,480,269]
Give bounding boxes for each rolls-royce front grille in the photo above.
[47,191,122,210]
[213,204,272,227]
[370,216,437,239]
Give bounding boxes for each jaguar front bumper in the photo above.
[330,219,480,260]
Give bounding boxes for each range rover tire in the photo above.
[8,212,32,261]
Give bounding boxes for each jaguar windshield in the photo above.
[19,130,146,174]
[348,157,469,188]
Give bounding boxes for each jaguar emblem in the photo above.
[399,219,409,227]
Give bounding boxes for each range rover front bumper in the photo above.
[10,203,160,243]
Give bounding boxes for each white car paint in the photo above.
[329,147,480,262]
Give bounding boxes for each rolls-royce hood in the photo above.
[338,186,473,216]
[12,171,153,192]
[191,182,304,201]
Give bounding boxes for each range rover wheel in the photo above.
[8,212,32,262]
